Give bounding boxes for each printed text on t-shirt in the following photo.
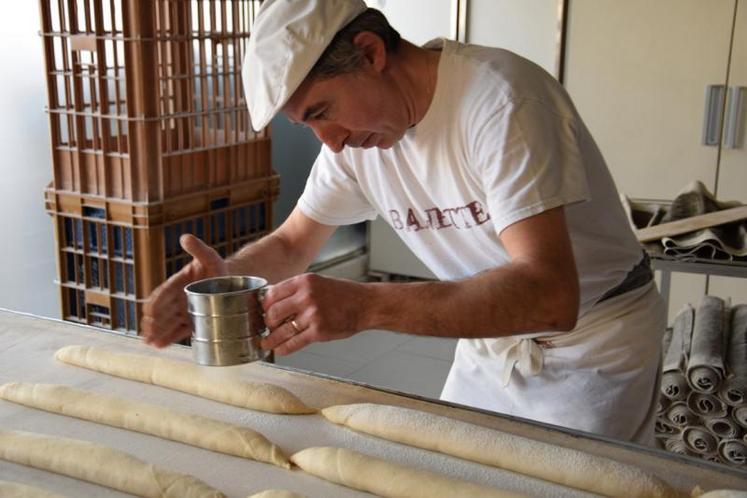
[389,200,491,232]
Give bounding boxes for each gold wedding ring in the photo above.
[290,319,302,335]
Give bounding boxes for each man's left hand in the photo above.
[259,273,370,355]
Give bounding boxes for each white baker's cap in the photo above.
[242,0,368,131]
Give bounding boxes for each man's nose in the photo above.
[312,123,347,153]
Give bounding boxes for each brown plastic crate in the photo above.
[44,174,280,334]
[39,0,269,202]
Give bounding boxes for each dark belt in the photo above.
[597,251,653,304]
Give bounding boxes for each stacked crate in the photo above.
[39,0,277,334]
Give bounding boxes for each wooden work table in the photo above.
[0,308,745,497]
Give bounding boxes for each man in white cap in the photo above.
[143,0,666,443]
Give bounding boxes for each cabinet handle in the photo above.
[723,86,745,149]
[702,84,726,146]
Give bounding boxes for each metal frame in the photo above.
[652,256,747,310]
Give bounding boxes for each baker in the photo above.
[142,0,666,444]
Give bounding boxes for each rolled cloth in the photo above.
[655,417,678,435]
[703,453,725,465]
[717,439,747,466]
[662,328,674,362]
[657,396,671,415]
[662,372,691,402]
[688,392,728,418]
[687,296,727,394]
[705,416,743,440]
[720,305,747,406]
[683,426,719,454]
[662,306,694,401]
[734,405,747,429]
[664,433,690,455]
[666,401,698,427]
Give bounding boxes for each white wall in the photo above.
[0,3,59,317]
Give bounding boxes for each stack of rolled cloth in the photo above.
[621,181,747,262]
[656,298,747,468]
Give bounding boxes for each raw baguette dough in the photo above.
[0,480,66,498]
[0,429,224,498]
[55,345,315,414]
[247,491,306,498]
[0,382,290,469]
[291,446,528,498]
[322,403,683,498]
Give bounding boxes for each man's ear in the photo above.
[352,31,387,72]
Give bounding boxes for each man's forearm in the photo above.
[225,232,311,284]
[361,261,579,339]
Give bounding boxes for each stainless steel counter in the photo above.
[0,309,745,497]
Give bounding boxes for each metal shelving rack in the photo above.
[651,256,747,310]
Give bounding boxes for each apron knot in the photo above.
[489,337,544,387]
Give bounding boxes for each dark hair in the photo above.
[307,8,401,80]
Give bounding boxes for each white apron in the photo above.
[441,281,666,444]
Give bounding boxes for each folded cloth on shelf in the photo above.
[687,296,727,393]
[717,439,747,467]
[659,181,747,262]
[683,426,719,454]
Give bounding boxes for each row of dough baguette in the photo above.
[0,430,225,497]
[0,398,524,497]
[0,427,525,498]
[320,404,686,498]
[54,345,316,415]
[3,346,526,497]
[0,482,306,498]
[6,345,694,497]
[60,345,682,496]
[0,382,289,469]
[0,479,306,498]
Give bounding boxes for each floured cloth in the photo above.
[622,181,747,262]
[687,296,727,394]
[661,305,694,401]
[441,281,666,444]
[721,305,747,406]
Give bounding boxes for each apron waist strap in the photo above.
[597,251,653,304]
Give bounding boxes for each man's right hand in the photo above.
[141,234,228,348]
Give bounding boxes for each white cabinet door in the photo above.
[365,0,453,45]
[710,1,747,306]
[564,0,736,322]
[466,0,562,77]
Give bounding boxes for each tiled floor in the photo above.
[276,330,457,399]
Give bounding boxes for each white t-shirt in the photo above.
[298,38,643,320]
